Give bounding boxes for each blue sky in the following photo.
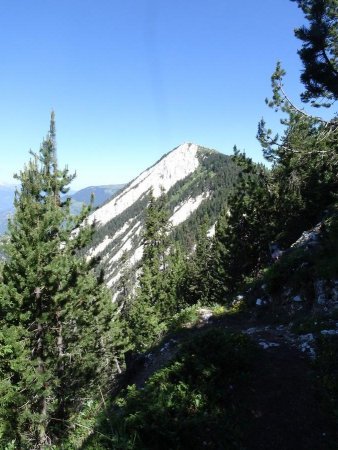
[0,0,308,189]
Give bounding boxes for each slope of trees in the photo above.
[208,0,337,297]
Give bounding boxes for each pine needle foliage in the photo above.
[0,113,124,449]
[291,0,338,106]
[126,190,187,352]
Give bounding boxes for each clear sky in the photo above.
[0,0,308,189]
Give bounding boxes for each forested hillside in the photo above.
[84,145,241,293]
[0,0,337,448]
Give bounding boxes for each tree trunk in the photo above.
[35,288,48,449]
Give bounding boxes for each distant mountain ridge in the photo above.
[69,184,125,215]
[86,143,241,295]
[0,184,17,234]
[0,184,125,235]
[71,184,125,208]
[0,184,17,212]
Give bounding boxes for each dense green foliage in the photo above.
[292,0,338,105]
[181,218,214,305]
[211,154,276,297]
[125,190,187,351]
[0,115,125,449]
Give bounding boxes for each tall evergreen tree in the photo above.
[127,189,170,351]
[0,113,124,448]
[211,151,277,297]
[183,217,214,305]
[126,189,187,351]
[291,0,338,105]
[258,59,337,243]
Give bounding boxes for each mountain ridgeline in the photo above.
[85,143,241,291]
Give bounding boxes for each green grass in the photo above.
[168,305,201,330]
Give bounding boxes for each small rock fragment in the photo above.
[258,341,280,349]
[320,329,338,336]
[299,333,314,342]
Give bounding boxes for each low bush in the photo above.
[85,329,258,450]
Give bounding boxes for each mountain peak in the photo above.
[87,143,201,227]
[178,141,196,147]
[85,144,240,291]
[172,142,200,153]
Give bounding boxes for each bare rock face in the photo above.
[87,143,201,229]
[291,222,324,249]
[312,279,338,312]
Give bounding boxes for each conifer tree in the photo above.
[127,189,186,351]
[0,113,124,448]
[165,242,188,312]
[211,151,277,297]
[115,250,134,317]
[184,218,214,305]
[126,190,169,351]
[291,0,338,105]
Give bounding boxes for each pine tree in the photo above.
[165,243,188,312]
[138,189,173,316]
[257,60,337,245]
[291,0,338,106]
[126,189,187,352]
[0,113,124,448]
[126,190,169,351]
[115,250,133,311]
[211,151,277,297]
[184,218,214,305]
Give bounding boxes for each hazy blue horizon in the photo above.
[0,0,310,189]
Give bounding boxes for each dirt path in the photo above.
[243,343,335,449]
[210,313,337,448]
[125,312,338,450]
